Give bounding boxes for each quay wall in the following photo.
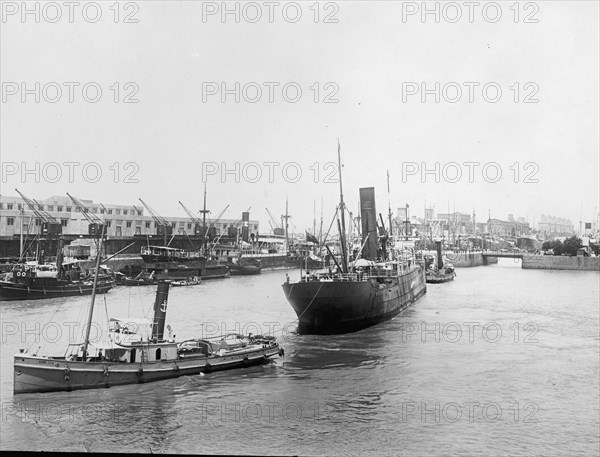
[522,255,600,271]
[444,252,498,268]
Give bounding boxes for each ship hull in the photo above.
[282,267,427,334]
[0,280,115,301]
[201,264,230,279]
[141,254,202,263]
[426,272,456,284]
[142,260,229,280]
[229,266,262,275]
[14,344,281,394]
[239,253,296,270]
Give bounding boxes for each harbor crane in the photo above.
[131,204,143,216]
[179,201,229,238]
[210,207,251,248]
[179,201,203,235]
[15,189,63,264]
[138,198,172,245]
[205,205,229,238]
[265,207,284,236]
[15,189,62,237]
[66,193,105,238]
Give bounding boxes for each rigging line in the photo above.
[320,205,340,248]
[278,281,325,331]
[103,295,112,349]
[27,296,69,352]
[272,281,295,330]
[14,234,40,269]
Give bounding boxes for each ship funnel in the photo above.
[359,187,378,260]
[56,237,64,278]
[151,281,170,341]
[242,212,250,242]
[435,241,443,270]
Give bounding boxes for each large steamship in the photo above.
[282,147,427,334]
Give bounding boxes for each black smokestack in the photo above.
[151,281,170,341]
[242,212,249,242]
[436,241,443,270]
[360,187,378,260]
[56,237,64,278]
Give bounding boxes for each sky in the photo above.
[1,1,599,234]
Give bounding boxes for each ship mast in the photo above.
[281,197,291,252]
[387,170,393,237]
[199,182,210,254]
[19,207,24,262]
[337,140,348,273]
[82,225,106,360]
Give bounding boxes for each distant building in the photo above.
[0,194,259,238]
[537,215,574,237]
[436,212,472,237]
[488,217,530,237]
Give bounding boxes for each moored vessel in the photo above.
[0,254,115,301]
[424,241,456,284]
[228,257,263,275]
[13,236,282,394]
[282,145,427,334]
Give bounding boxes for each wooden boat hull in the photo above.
[124,279,158,286]
[0,279,115,301]
[236,253,296,270]
[14,344,281,394]
[282,266,427,334]
[228,265,262,275]
[426,272,456,284]
[201,264,230,279]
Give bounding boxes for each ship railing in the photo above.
[300,271,398,283]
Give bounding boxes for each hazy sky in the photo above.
[2,1,599,233]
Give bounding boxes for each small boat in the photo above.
[124,271,158,286]
[425,266,456,283]
[228,258,262,275]
[113,271,128,286]
[13,236,282,394]
[424,241,456,284]
[171,276,201,286]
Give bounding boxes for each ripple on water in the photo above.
[1,265,599,455]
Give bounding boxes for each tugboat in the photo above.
[0,238,115,301]
[281,144,427,334]
[424,241,456,284]
[228,257,263,275]
[13,236,282,394]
